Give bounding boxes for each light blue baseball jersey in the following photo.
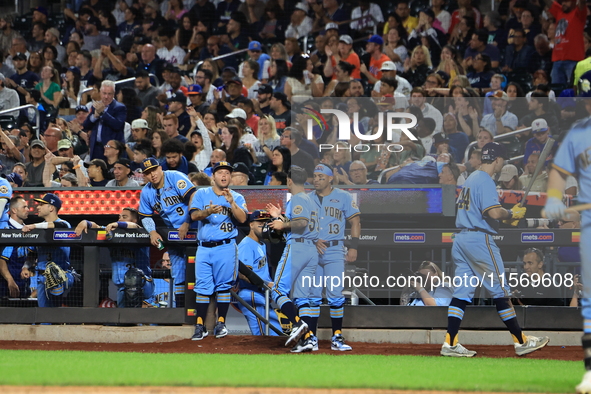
[286,192,319,243]
[309,188,360,241]
[0,178,12,228]
[190,187,247,242]
[138,171,195,228]
[553,117,591,204]
[238,236,270,292]
[456,170,501,234]
[37,218,71,271]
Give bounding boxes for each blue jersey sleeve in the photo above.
[171,171,196,204]
[343,191,360,220]
[189,187,205,213]
[480,176,502,216]
[138,185,154,217]
[552,129,577,176]
[232,190,248,214]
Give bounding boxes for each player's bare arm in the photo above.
[75,220,99,236]
[0,259,19,297]
[221,189,247,223]
[346,215,361,263]
[105,221,140,232]
[270,217,307,232]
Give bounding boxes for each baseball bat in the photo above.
[541,203,591,220]
[230,289,286,336]
[520,138,555,207]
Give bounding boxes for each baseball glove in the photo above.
[44,262,68,295]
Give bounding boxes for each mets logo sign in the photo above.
[168,231,197,241]
[394,233,426,243]
[521,232,554,243]
[53,231,82,241]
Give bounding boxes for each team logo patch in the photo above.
[293,205,303,215]
[258,256,267,269]
[352,200,358,209]
[177,180,187,189]
[0,186,8,194]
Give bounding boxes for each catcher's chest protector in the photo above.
[123,267,146,308]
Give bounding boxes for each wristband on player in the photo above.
[350,237,360,249]
[506,209,513,219]
[547,188,563,200]
[117,222,128,229]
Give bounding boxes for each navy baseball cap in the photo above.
[2,172,22,187]
[168,92,187,103]
[142,157,161,173]
[35,193,62,210]
[481,142,507,161]
[13,52,27,61]
[115,158,132,169]
[75,105,89,113]
[212,161,233,174]
[67,66,81,77]
[248,210,272,222]
[257,84,273,94]
[187,84,202,95]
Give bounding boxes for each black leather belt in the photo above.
[325,240,342,247]
[198,239,233,247]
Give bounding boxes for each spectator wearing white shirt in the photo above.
[479,90,518,136]
[350,0,384,35]
[156,28,187,66]
[286,3,314,40]
[409,87,443,134]
[372,61,410,108]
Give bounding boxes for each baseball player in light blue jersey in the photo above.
[189,161,248,340]
[442,142,548,357]
[545,115,591,393]
[308,163,360,352]
[75,207,154,307]
[266,166,319,352]
[22,194,78,308]
[237,210,283,335]
[138,158,196,308]
[0,196,33,299]
[0,176,13,229]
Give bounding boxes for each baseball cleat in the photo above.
[576,370,591,393]
[514,335,549,356]
[331,334,352,351]
[213,321,228,338]
[310,334,319,352]
[290,336,314,353]
[440,342,477,357]
[191,324,208,341]
[285,320,308,347]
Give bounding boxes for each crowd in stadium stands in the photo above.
[0,0,590,193]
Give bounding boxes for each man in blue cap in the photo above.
[359,34,390,84]
[441,141,549,357]
[242,41,270,81]
[187,84,209,115]
[23,193,78,307]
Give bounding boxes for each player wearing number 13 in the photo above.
[189,161,248,340]
[138,158,196,308]
[442,142,549,358]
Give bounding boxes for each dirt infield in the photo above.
[0,336,581,360]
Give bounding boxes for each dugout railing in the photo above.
[0,227,583,330]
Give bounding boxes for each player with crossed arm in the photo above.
[138,158,195,308]
[22,193,78,307]
[308,163,360,351]
[75,207,154,307]
[266,166,319,352]
[544,117,591,393]
[189,161,248,340]
[237,210,284,335]
[442,142,549,357]
[0,196,33,299]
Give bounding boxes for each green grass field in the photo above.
[0,350,581,392]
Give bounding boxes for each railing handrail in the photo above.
[192,48,250,77]
[463,127,532,163]
[77,74,158,105]
[0,105,39,138]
